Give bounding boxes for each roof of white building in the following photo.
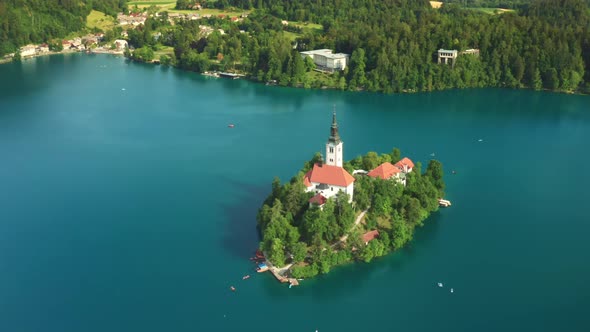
[304,163,355,187]
[300,49,349,59]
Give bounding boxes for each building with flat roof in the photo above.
[300,49,350,72]
[437,49,458,65]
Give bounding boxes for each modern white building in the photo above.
[437,49,458,65]
[300,49,349,71]
[304,111,355,204]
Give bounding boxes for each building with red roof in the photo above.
[308,193,327,208]
[362,230,379,245]
[304,111,355,202]
[367,162,401,180]
[394,157,415,173]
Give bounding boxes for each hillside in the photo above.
[0,0,127,56]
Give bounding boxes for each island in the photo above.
[255,112,447,282]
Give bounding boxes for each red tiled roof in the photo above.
[394,157,415,170]
[367,162,401,179]
[308,193,327,205]
[303,170,312,187]
[362,230,379,243]
[305,163,355,187]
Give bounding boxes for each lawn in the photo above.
[468,7,515,15]
[154,45,174,57]
[288,21,323,34]
[86,10,116,31]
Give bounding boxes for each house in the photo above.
[367,162,402,180]
[20,44,37,57]
[114,39,128,51]
[394,157,414,173]
[308,193,327,209]
[300,49,350,72]
[437,49,458,65]
[460,48,480,56]
[303,111,355,203]
[368,157,415,186]
[62,40,72,49]
[37,43,49,53]
[362,230,379,245]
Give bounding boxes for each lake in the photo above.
[1,54,589,332]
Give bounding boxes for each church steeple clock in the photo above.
[325,110,343,167]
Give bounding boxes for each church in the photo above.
[304,111,355,206]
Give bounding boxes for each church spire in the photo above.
[328,107,341,144]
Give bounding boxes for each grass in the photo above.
[153,45,174,57]
[283,31,301,42]
[468,7,515,15]
[86,10,116,31]
[288,21,323,33]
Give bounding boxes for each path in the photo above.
[332,209,368,247]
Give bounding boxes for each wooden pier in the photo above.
[438,198,452,207]
[262,260,299,287]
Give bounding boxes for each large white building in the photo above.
[300,49,349,72]
[304,111,355,205]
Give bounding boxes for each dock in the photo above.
[438,198,452,207]
[219,72,244,79]
[259,259,299,287]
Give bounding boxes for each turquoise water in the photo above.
[1,54,589,332]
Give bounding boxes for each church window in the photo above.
[329,147,334,153]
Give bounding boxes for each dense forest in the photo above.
[121,0,590,94]
[256,150,445,278]
[0,0,127,55]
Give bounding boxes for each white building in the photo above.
[300,49,349,71]
[437,49,458,65]
[20,44,37,57]
[304,111,355,204]
[114,39,128,51]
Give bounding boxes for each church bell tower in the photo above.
[325,110,343,167]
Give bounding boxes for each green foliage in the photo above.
[131,46,154,62]
[0,0,127,56]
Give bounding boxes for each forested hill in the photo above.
[0,0,127,56]
[223,0,590,93]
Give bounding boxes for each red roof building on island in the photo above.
[305,163,355,187]
[362,230,380,244]
[394,157,415,172]
[308,193,327,206]
[367,162,401,180]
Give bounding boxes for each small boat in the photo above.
[228,124,235,128]
[438,282,443,287]
[242,275,250,280]
[478,138,483,142]
[257,263,269,272]
[452,170,456,174]
[430,153,435,157]
[450,288,454,293]
[230,286,236,291]
[289,283,293,289]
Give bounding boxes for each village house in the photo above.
[114,39,128,51]
[362,230,380,245]
[367,157,415,186]
[20,44,37,57]
[62,40,72,50]
[305,111,355,205]
[300,49,350,72]
[37,43,49,53]
[460,48,480,56]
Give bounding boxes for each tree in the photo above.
[269,238,286,267]
[390,148,401,163]
[425,159,445,195]
[291,242,307,263]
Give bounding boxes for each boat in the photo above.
[438,282,443,287]
[450,288,454,293]
[242,275,250,280]
[452,170,456,174]
[228,124,235,128]
[230,286,236,291]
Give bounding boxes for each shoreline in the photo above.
[0,48,124,64]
